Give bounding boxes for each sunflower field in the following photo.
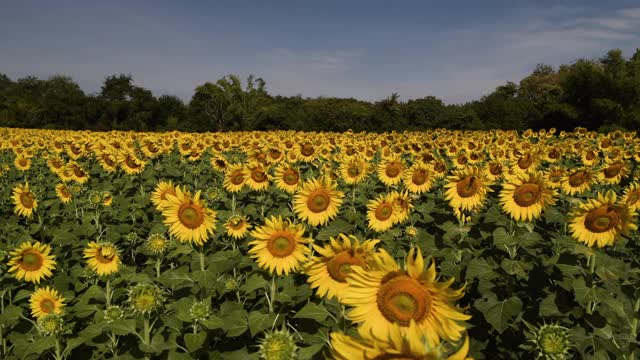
[0,127,639,360]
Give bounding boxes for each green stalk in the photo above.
[199,248,206,272]
[105,279,112,307]
[155,257,162,278]
[54,336,63,360]
[268,277,276,314]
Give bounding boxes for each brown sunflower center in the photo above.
[603,164,622,178]
[59,186,71,198]
[102,154,116,167]
[21,251,43,271]
[627,190,640,205]
[40,299,56,314]
[307,190,331,213]
[283,170,299,185]
[385,162,402,178]
[434,162,446,173]
[347,165,361,177]
[267,235,296,257]
[489,163,502,176]
[548,149,560,159]
[585,151,596,160]
[20,192,35,208]
[19,159,28,166]
[456,176,480,198]
[251,168,267,183]
[584,206,620,233]
[326,251,364,282]
[456,154,468,165]
[73,166,86,178]
[549,171,562,183]
[518,154,534,169]
[376,272,431,326]
[301,144,315,157]
[411,169,428,185]
[568,171,587,187]
[375,203,394,221]
[96,246,117,264]
[513,183,541,207]
[230,170,245,185]
[178,204,205,229]
[215,159,226,169]
[124,155,141,169]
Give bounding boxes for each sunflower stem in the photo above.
[54,336,63,360]
[155,257,162,278]
[142,315,151,350]
[268,277,276,314]
[105,279,112,307]
[199,247,206,272]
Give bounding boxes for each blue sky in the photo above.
[1,0,639,103]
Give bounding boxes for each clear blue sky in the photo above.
[1,0,639,103]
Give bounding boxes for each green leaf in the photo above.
[174,297,194,323]
[294,302,330,322]
[106,319,138,336]
[248,311,277,337]
[0,304,23,326]
[465,258,498,282]
[243,273,267,294]
[316,219,353,241]
[222,309,248,337]
[184,332,206,353]
[539,293,560,317]
[298,344,325,360]
[201,315,225,330]
[475,295,522,334]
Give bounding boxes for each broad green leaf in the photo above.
[247,311,277,337]
[184,332,206,353]
[294,302,330,322]
[475,295,522,334]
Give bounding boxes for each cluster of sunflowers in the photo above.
[1,126,639,359]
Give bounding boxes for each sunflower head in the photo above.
[526,322,572,360]
[145,233,169,256]
[7,241,56,284]
[569,190,638,248]
[37,314,64,336]
[12,182,38,218]
[189,300,211,323]
[83,241,121,276]
[104,305,125,323]
[257,328,298,360]
[293,177,344,227]
[29,287,65,319]
[128,283,164,315]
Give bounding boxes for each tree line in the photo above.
[1,48,639,132]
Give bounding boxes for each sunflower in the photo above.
[223,164,247,193]
[12,182,38,218]
[367,193,398,232]
[117,150,146,175]
[68,162,90,184]
[511,152,539,175]
[14,156,31,171]
[245,162,270,191]
[560,168,593,196]
[341,247,470,347]
[340,156,369,185]
[569,190,637,248]
[29,287,65,319]
[210,156,228,172]
[84,241,121,276]
[55,183,72,204]
[305,234,378,301]
[545,166,565,189]
[484,161,505,182]
[7,241,56,284]
[224,215,252,239]
[162,187,217,246]
[500,172,557,222]
[403,162,434,194]
[248,216,311,276]
[597,160,629,185]
[293,177,344,227]
[273,163,301,194]
[377,157,405,187]
[330,321,471,360]
[97,151,118,173]
[47,156,66,174]
[621,183,640,212]
[443,166,492,212]
[151,181,177,210]
[389,190,413,224]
